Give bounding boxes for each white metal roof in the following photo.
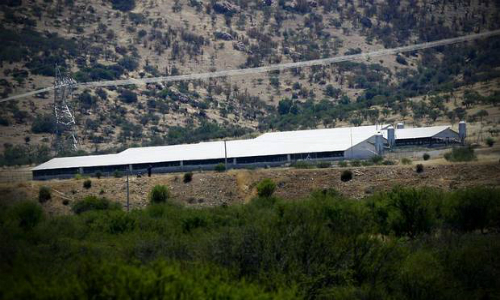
[33,125,386,171]
[382,126,453,140]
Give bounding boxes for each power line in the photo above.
[2,29,500,103]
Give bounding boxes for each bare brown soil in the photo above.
[1,160,499,216]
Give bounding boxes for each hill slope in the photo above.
[1,0,500,162]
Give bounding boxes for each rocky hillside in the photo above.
[0,0,500,164]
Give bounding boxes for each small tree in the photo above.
[416,164,424,173]
[83,179,92,189]
[341,170,353,182]
[183,172,193,183]
[149,185,170,204]
[96,172,102,179]
[423,153,430,161]
[256,178,276,198]
[38,186,51,203]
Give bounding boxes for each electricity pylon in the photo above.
[53,66,78,154]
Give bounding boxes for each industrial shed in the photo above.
[32,125,386,180]
[383,124,463,147]
[32,123,465,180]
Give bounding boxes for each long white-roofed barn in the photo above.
[32,123,464,180]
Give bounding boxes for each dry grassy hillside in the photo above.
[0,0,500,158]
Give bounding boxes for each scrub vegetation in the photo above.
[1,185,499,299]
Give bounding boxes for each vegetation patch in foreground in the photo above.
[0,186,499,299]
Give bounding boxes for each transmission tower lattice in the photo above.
[54,67,78,153]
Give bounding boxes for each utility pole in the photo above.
[126,171,130,212]
[53,66,78,154]
[224,140,228,170]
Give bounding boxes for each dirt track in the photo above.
[1,160,500,216]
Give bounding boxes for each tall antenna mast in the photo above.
[53,66,78,153]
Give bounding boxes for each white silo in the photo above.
[375,132,384,155]
[459,121,466,144]
[387,125,395,148]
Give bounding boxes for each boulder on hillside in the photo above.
[213,1,240,14]
[214,31,234,41]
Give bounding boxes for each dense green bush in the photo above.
[83,179,92,189]
[8,200,44,230]
[256,178,276,198]
[370,155,384,164]
[38,186,51,203]
[214,163,226,172]
[316,161,331,168]
[149,185,170,204]
[416,164,424,173]
[445,187,500,233]
[341,170,353,182]
[444,146,476,162]
[1,187,500,299]
[338,161,348,167]
[31,114,55,133]
[111,0,136,11]
[71,196,121,215]
[183,172,193,183]
[423,153,430,161]
[486,137,495,147]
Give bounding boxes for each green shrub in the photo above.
[416,164,424,173]
[398,251,445,300]
[38,186,51,203]
[291,161,314,169]
[31,114,55,134]
[214,163,226,172]
[316,161,331,168]
[361,160,374,166]
[370,155,384,164]
[382,160,396,165]
[341,170,353,182]
[183,172,193,183]
[423,153,430,161]
[485,137,495,147]
[149,185,170,204]
[113,170,123,178]
[83,179,92,189]
[10,200,44,230]
[95,172,102,179]
[378,187,439,238]
[338,161,348,167]
[71,196,121,215]
[401,157,412,165]
[74,173,83,180]
[256,178,276,198]
[445,187,500,232]
[444,146,476,162]
[350,160,361,167]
